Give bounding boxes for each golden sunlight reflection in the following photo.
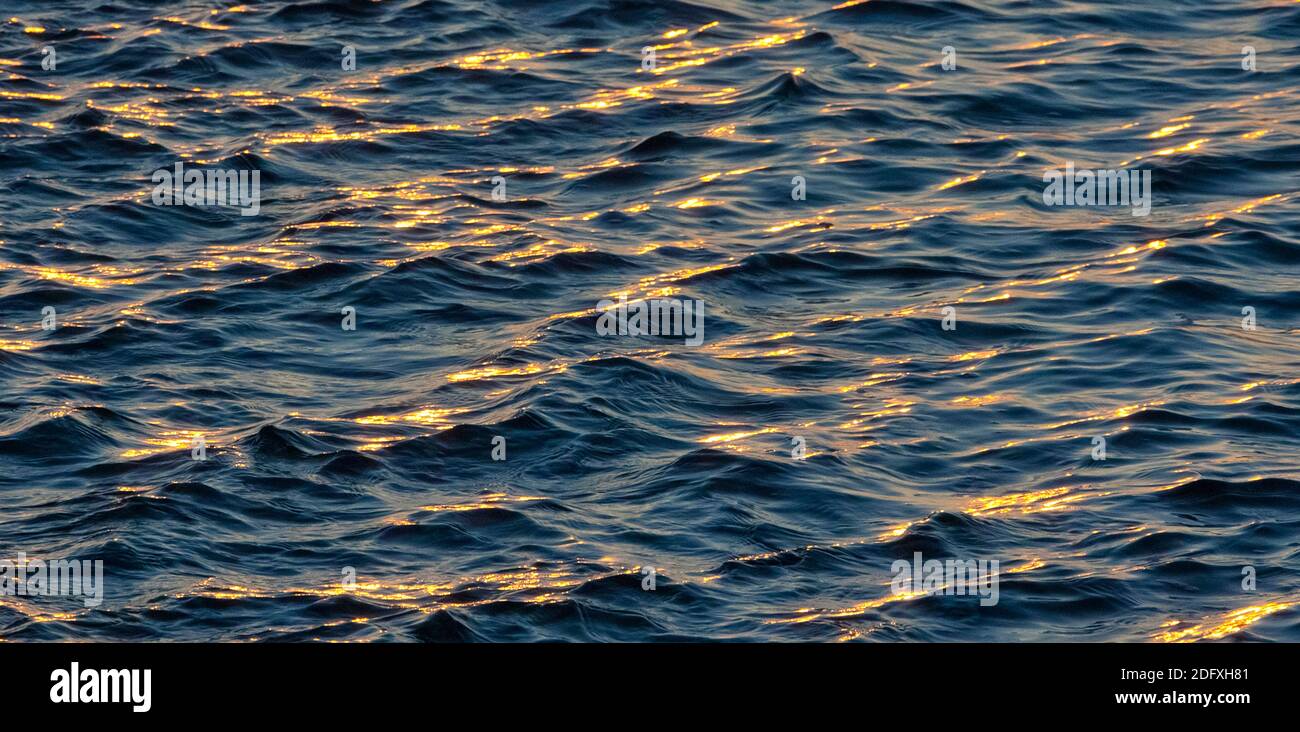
[178,559,648,621]
[698,426,778,445]
[966,486,1096,517]
[417,492,546,513]
[0,597,79,623]
[121,430,207,459]
[11,0,1298,648]
[767,554,1044,628]
[354,406,469,427]
[1155,600,1296,642]
[446,362,555,383]
[644,28,808,76]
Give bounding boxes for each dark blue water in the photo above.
[1,0,1298,642]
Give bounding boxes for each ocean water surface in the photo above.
[1,0,1298,641]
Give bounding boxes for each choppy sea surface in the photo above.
[1,0,1298,642]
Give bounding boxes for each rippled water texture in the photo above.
[1,0,1298,641]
